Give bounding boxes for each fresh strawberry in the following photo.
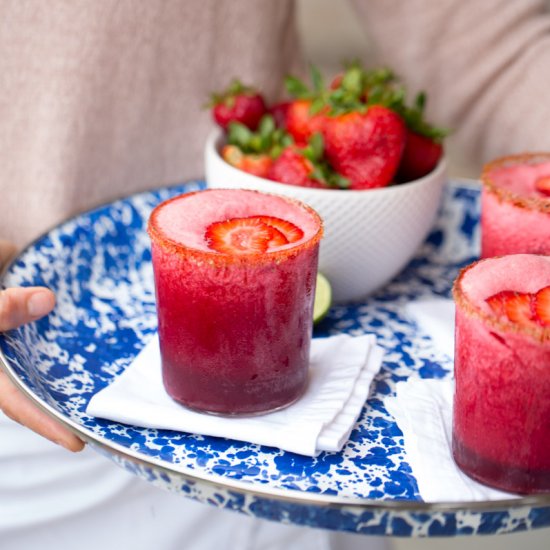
[323,106,406,189]
[284,67,328,145]
[210,80,267,131]
[397,129,444,181]
[222,145,272,178]
[254,216,304,243]
[205,217,289,255]
[269,101,292,129]
[395,93,447,182]
[534,286,550,326]
[285,99,328,146]
[535,175,550,197]
[267,146,325,188]
[268,134,349,190]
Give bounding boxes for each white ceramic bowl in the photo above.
[205,129,447,302]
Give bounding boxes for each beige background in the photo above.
[296,0,477,179]
[297,1,549,549]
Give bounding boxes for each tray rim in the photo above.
[1,178,549,514]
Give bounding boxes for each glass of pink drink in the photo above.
[481,153,550,257]
[452,254,550,494]
[147,188,323,416]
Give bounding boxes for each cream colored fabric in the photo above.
[352,0,550,171]
[3,0,550,247]
[0,0,300,247]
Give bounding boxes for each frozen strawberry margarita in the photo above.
[481,153,550,257]
[452,254,550,494]
[147,189,323,415]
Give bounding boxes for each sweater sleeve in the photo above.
[351,0,550,172]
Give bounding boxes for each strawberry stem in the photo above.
[227,115,293,157]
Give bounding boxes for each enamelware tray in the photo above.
[1,180,549,537]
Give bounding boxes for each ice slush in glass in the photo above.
[481,153,550,257]
[452,254,550,493]
[147,188,323,416]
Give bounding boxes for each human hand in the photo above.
[0,239,85,451]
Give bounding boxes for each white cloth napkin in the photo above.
[87,334,384,457]
[385,298,520,501]
[405,297,455,358]
[385,378,519,501]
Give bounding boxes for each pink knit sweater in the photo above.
[2,0,550,247]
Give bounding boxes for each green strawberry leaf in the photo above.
[228,115,294,156]
[397,92,450,141]
[227,122,253,149]
[310,65,325,94]
[285,76,312,99]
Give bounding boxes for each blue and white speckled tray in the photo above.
[1,180,549,537]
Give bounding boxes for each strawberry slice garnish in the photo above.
[205,217,273,254]
[205,217,297,254]
[534,286,550,326]
[254,216,304,243]
[535,175,550,197]
[485,290,518,317]
[504,292,536,326]
[485,290,537,327]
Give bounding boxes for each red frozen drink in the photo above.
[453,254,550,493]
[148,189,323,415]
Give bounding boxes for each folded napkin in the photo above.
[385,297,519,501]
[405,297,455,358]
[87,334,384,457]
[385,378,519,501]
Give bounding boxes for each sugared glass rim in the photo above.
[147,188,324,265]
[452,256,550,344]
[481,152,550,214]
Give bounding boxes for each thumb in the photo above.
[0,287,56,331]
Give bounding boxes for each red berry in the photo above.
[485,290,518,317]
[285,100,327,146]
[486,290,537,327]
[269,101,292,129]
[211,81,267,131]
[503,292,536,326]
[323,106,406,189]
[534,286,550,326]
[255,216,304,243]
[397,129,443,182]
[267,147,325,189]
[535,175,550,197]
[205,217,289,255]
[221,145,272,178]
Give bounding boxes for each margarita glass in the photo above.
[452,254,550,494]
[481,153,550,257]
[147,189,323,416]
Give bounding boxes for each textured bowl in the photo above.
[205,129,447,302]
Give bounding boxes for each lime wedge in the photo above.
[313,273,332,324]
